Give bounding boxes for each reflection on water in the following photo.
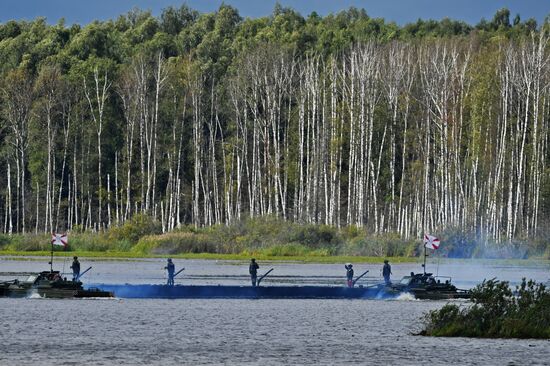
[1,257,549,365]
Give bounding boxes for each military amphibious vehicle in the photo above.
[378,272,471,300]
[0,271,113,299]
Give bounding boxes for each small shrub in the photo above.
[341,233,411,257]
[340,225,366,241]
[309,248,333,256]
[4,234,50,251]
[260,243,311,257]
[287,224,340,248]
[0,235,12,250]
[65,232,131,252]
[108,214,162,244]
[422,304,467,336]
[133,232,221,255]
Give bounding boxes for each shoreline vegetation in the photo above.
[2,251,549,266]
[421,278,550,339]
[0,216,548,262]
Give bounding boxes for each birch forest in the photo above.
[0,6,549,246]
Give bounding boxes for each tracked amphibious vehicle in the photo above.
[378,272,471,300]
[0,271,113,299]
[0,233,113,299]
[372,237,471,300]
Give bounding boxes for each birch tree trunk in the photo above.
[83,67,111,230]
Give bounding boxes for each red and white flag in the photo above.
[424,234,440,250]
[51,233,68,247]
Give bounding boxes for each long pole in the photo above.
[352,270,369,286]
[257,268,274,286]
[62,257,67,276]
[76,266,93,281]
[423,245,427,274]
[173,268,185,278]
[49,240,53,273]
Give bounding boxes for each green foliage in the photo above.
[66,232,132,252]
[160,5,198,36]
[0,5,530,80]
[422,278,550,338]
[253,243,331,257]
[287,224,340,248]
[540,168,550,226]
[1,216,545,258]
[0,234,11,249]
[107,214,162,244]
[0,234,50,251]
[0,5,547,254]
[342,232,417,257]
[133,231,221,255]
[0,232,132,252]
[122,217,417,256]
[492,8,511,30]
[436,229,479,258]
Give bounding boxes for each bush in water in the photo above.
[421,278,550,339]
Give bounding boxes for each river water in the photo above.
[1,257,549,365]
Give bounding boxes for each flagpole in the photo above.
[423,244,427,275]
[50,237,54,273]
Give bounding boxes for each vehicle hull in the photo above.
[0,286,113,299]
[381,286,471,300]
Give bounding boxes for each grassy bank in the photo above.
[0,216,547,261]
[3,251,549,267]
[0,250,421,264]
[421,279,550,339]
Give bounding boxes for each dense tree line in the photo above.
[0,5,548,243]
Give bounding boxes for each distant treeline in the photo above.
[0,6,549,246]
